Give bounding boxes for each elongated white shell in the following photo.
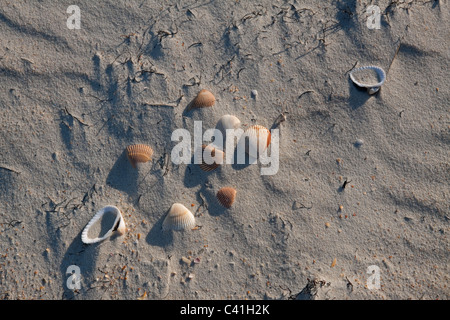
[81,206,126,244]
[349,66,386,94]
[162,203,196,231]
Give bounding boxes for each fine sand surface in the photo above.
[0,0,448,300]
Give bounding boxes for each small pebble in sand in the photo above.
[354,139,364,148]
[251,90,258,98]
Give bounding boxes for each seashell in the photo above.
[217,115,241,136]
[216,187,237,208]
[196,144,224,172]
[162,203,196,231]
[187,89,215,111]
[216,115,241,150]
[81,205,126,244]
[349,66,386,95]
[126,144,153,168]
[238,124,271,158]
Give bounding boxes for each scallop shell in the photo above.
[126,144,153,168]
[349,66,386,95]
[196,144,224,172]
[187,89,215,111]
[162,203,196,231]
[81,205,126,244]
[216,187,237,208]
[239,125,271,158]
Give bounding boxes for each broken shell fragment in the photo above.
[196,144,225,172]
[349,66,386,95]
[162,203,196,231]
[126,144,153,168]
[216,187,237,208]
[81,205,126,244]
[187,89,215,111]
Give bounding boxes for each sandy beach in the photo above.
[0,0,448,300]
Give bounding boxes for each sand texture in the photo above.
[0,0,448,300]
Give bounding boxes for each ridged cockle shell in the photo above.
[126,144,153,168]
[187,89,215,111]
[162,203,196,231]
[216,187,237,208]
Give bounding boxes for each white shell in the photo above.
[217,115,241,132]
[81,206,126,244]
[162,203,196,231]
[349,66,386,94]
[216,115,241,148]
[237,125,271,159]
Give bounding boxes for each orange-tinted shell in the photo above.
[247,125,271,148]
[241,125,271,158]
[126,144,153,168]
[187,89,215,111]
[216,187,237,208]
[197,144,224,172]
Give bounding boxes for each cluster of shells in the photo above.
[81,64,387,242]
[81,89,270,243]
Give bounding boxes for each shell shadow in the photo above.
[335,1,360,39]
[181,99,194,117]
[183,153,223,188]
[183,163,200,188]
[348,77,372,110]
[230,140,254,171]
[59,114,74,152]
[181,104,214,123]
[60,229,106,299]
[145,207,173,247]
[105,149,139,195]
